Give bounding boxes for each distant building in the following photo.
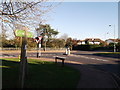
[77,38,104,45]
[77,40,85,45]
[105,39,120,45]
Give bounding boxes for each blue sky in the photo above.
[46,2,118,40]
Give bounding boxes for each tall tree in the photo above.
[47,38,65,48]
[65,37,73,50]
[37,24,59,38]
[36,24,59,47]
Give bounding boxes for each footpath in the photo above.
[29,57,118,88]
[66,63,118,88]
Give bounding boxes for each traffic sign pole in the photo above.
[35,36,42,58]
[37,43,41,58]
[19,30,28,88]
[15,29,33,38]
[37,43,39,58]
[14,27,31,88]
[39,43,41,57]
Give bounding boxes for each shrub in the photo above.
[73,44,103,51]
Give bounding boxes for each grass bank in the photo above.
[1,58,80,88]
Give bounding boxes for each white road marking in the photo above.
[70,54,109,62]
[102,60,108,62]
[96,59,101,60]
[91,58,96,59]
[84,57,89,59]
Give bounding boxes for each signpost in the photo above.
[15,29,33,38]
[34,36,42,58]
[14,28,33,88]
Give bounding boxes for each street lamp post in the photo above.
[109,24,116,52]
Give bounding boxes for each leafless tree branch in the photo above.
[0,0,63,39]
[0,0,52,28]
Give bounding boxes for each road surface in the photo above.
[1,50,120,80]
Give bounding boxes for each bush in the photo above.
[73,42,120,52]
[116,42,120,52]
[73,44,103,51]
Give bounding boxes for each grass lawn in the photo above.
[1,58,80,89]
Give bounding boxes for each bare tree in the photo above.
[0,0,54,38]
[0,0,63,39]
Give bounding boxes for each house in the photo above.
[105,39,120,45]
[77,38,104,45]
[77,40,85,45]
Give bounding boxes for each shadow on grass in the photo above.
[2,59,80,89]
[2,56,120,88]
[2,60,20,89]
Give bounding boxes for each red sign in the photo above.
[35,36,42,43]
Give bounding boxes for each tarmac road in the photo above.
[1,50,120,79]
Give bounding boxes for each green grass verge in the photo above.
[1,58,80,88]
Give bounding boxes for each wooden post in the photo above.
[37,43,39,58]
[62,59,64,67]
[55,57,57,63]
[19,32,27,88]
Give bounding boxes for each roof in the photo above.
[85,38,104,42]
[106,39,120,42]
[77,38,104,43]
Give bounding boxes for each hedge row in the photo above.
[72,44,120,52]
[73,45,100,51]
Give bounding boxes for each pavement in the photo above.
[66,63,118,88]
[28,57,118,88]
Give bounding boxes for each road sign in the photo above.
[15,29,33,38]
[35,36,42,43]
